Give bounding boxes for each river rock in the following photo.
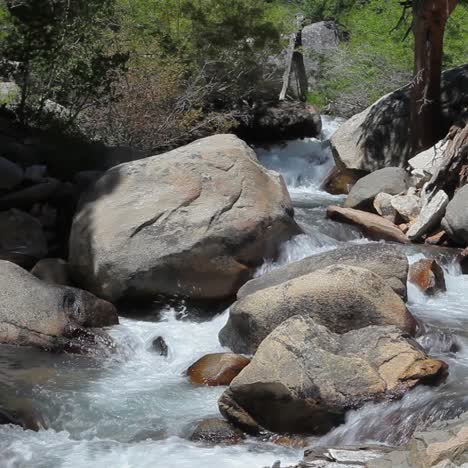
[220,265,415,354]
[187,353,250,386]
[151,336,169,357]
[409,259,446,295]
[0,400,46,431]
[31,258,71,286]
[220,316,447,435]
[0,260,118,352]
[238,243,409,300]
[330,65,468,172]
[190,418,244,445]
[0,156,23,190]
[442,185,468,246]
[391,194,421,223]
[374,193,398,223]
[321,166,365,195]
[327,206,409,244]
[69,134,299,303]
[0,209,47,267]
[407,190,449,241]
[344,167,409,211]
[0,180,61,210]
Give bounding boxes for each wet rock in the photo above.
[442,185,468,246]
[0,260,118,352]
[330,65,468,172]
[407,190,449,241]
[151,336,169,357]
[0,400,47,431]
[269,435,308,449]
[345,168,409,211]
[425,230,448,246]
[391,194,421,223]
[220,316,447,435]
[374,193,398,223]
[187,353,250,386]
[458,247,468,274]
[31,258,71,286]
[0,209,47,266]
[190,418,245,445]
[409,259,446,295]
[327,206,409,244]
[220,265,415,354]
[0,180,61,210]
[0,156,23,190]
[321,166,365,195]
[238,243,409,300]
[70,134,300,304]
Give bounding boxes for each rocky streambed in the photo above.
[1,117,468,467]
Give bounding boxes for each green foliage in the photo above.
[302,0,357,22]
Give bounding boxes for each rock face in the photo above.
[238,243,409,300]
[190,418,244,445]
[442,185,468,246]
[220,265,415,354]
[345,168,409,211]
[0,209,47,268]
[327,206,409,244]
[69,134,299,303]
[187,353,250,386]
[31,258,71,286]
[409,259,446,295]
[0,260,118,352]
[407,190,449,241]
[220,316,447,435]
[331,65,468,172]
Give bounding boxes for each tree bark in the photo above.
[411,0,458,155]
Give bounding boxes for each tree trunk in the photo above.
[411,0,458,155]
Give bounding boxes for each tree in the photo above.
[0,0,128,127]
[405,0,460,154]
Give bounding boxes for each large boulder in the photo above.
[344,167,410,210]
[327,206,409,244]
[220,316,447,435]
[442,185,468,246]
[69,134,299,303]
[219,264,415,354]
[331,65,468,172]
[238,243,409,300]
[0,209,47,268]
[0,260,118,352]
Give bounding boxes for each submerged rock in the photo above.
[190,418,245,445]
[220,265,415,354]
[409,259,446,295]
[327,206,409,244]
[151,336,169,357]
[0,260,118,352]
[187,353,250,386]
[220,316,447,435]
[69,134,300,304]
[0,400,47,431]
[238,243,409,300]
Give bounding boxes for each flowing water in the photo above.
[1,117,467,467]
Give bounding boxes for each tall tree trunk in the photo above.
[411,0,458,155]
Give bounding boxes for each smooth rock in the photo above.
[0,260,118,352]
[220,265,415,354]
[151,336,169,357]
[442,185,468,246]
[374,192,398,223]
[238,243,409,300]
[190,418,244,445]
[391,194,421,223]
[0,180,60,210]
[31,258,71,286]
[321,166,365,195]
[0,156,23,190]
[345,168,409,211]
[407,191,449,241]
[0,400,46,431]
[220,316,447,434]
[330,65,468,172]
[187,353,250,386]
[69,134,299,303]
[409,259,446,295]
[327,205,410,244]
[0,209,47,263]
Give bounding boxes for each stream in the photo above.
[1,116,468,467]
